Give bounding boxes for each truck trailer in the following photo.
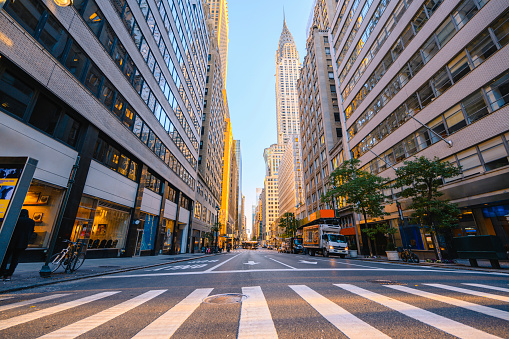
[302,224,348,257]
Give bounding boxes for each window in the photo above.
[431,68,452,96]
[83,2,104,36]
[436,18,456,47]
[38,15,69,60]
[457,147,482,177]
[448,50,470,83]
[479,137,509,171]
[421,37,439,63]
[65,42,88,80]
[462,90,488,123]
[0,71,34,118]
[28,94,60,135]
[484,73,509,111]
[444,104,466,134]
[5,0,45,36]
[492,13,509,47]
[84,64,103,96]
[467,31,497,67]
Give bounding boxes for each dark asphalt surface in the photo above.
[1,249,508,338]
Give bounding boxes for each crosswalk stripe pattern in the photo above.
[290,285,390,338]
[0,291,119,331]
[238,286,278,339]
[39,290,166,339]
[462,283,509,293]
[0,294,70,313]
[386,285,509,321]
[0,283,506,337]
[426,284,509,303]
[335,284,502,339]
[0,296,13,302]
[132,288,213,338]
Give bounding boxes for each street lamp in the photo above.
[53,0,73,6]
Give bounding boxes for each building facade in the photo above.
[204,0,228,87]
[331,0,509,253]
[0,0,210,258]
[278,137,305,219]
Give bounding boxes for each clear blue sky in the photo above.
[226,1,313,233]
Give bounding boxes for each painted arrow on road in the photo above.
[244,261,259,265]
[299,260,317,264]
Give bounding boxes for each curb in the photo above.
[352,257,509,274]
[0,253,223,294]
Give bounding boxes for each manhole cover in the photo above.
[203,293,247,304]
[367,279,406,285]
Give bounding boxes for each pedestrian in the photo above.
[1,209,35,281]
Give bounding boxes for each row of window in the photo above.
[336,0,378,69]
[350,12,508,157]
[105,0,199,164]
[93,137,139,182]
[0,63,81,148]
[333,0,361,60]
[341,0,446,100]
[348,0,495,139]
[3,0,196,189]
[193,201,213,225]
[359,70,509,175]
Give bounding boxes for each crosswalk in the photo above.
[0,282,507,338]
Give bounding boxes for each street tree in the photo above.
[278,212,298,238]
[394,156,461,260]
[211,222,221,249]
[364,223,397,255]
[322,159,388,256]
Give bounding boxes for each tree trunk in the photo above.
[363,211,373,256]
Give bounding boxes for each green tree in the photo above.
[251,235,257,241]
[322,159,388,256]
[394,156,461,260]
[364,223,396,255]
[278,212,298,238]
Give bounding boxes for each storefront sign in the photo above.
[0,167,22,222]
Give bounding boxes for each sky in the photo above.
[225,1,314,233]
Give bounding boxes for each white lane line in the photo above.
[463,284,509,293]
[100,268,481,279]
[312,258,381,268]
[132,288,212,338]
[290,285,389,338]
[386,285,509,321]
[0,297,13,302]
[426,284,509,303]
[0,291,119,331]
[238,286,278,339]
[268,257,296,269]
[204,253,242,272]
[0,294,70,313]
[39,290,166,339]
[336,284,501,339]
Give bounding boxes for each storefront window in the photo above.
[22,181,64,248]
[162,219,174,253]
[140,213,158,251]
[90,203,131,249]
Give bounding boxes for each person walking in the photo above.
[1,209,35,281]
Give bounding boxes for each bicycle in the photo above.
[397,246,420,263]
[48,240,86,273]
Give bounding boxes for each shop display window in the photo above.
[162,219,174,253]
[89,203,131,249]
[22,180,64,248]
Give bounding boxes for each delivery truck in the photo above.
[302,224,348,257]
[283,237,304,254]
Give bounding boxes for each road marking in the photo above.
[0,291,119,331]
[244,261,259,266]
[426,284,509,303]
[0,294,70,313]
[299,260,317,265]
[132,288,213,338]
[204,253,242,272]
[386,285,509,321]
[0,297,13,302]
[147,264,208,272]
[336,284,501,339]
[311,258,384,268]
[462,283,509,293]
[268,258,296,269]
[238,286,278,339]
[39,290,166,338]
[290,285,390,338]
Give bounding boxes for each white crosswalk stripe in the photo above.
[39,290,166,339]
[0,291,119,331]
[290,285,390,338]
[386,285,509,321]
[426,284,509,303]
[0,294,70,313]
[463,283,509,293]
[132,288,213,338]
[0,296,13,302]
[335,284,502,339]
[238,286,278,339]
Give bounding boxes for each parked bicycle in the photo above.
[397,246,420,263]
[48,239,86,273]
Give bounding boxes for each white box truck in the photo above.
[303,224,348,258]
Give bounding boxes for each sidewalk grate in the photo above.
[203,293,247,304]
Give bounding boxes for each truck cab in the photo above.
[321,233,348,257]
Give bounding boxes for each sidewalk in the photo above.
[354,255,509,274]
[0,252,219,294]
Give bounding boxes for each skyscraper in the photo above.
[204,0,229,87]
[275,19,301,145]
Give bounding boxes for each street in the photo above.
[0,249,508,338]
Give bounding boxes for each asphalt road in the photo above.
[1,249,508,338]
